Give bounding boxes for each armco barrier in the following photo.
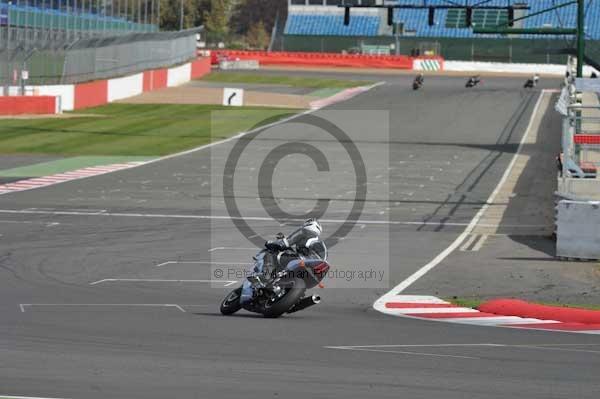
[0,96,57,115]
[212,50,414,69]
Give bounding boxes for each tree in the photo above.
[230,0,286,36]
[159,0,200,31]
[246,20,269,49]
[203,0,232,40]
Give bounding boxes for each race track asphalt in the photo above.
[1,73,599,399]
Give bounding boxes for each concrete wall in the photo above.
[107,73,144,102]
[556,200,600,259]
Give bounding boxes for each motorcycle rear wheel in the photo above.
[220,287,243,315]
[262,278,306,318]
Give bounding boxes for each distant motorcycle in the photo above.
[413,74,424,90]
[465,75,481,88]
[220,250,330,318]
[524,74,539,88]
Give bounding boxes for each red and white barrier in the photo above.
[0,96,59,115]
[108,73,144,102]
[0,57,212,115]
[211,50,415,70]
[167,63,192,87]
[413,57,444,71]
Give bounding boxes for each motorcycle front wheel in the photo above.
[220,287,243,315]
[262,278,306,318]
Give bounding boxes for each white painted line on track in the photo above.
[471,234,488,252]
[390,307,479,314]
[155,260,248,267]
[459,234,478,251]
[374,90,545,306]
[0,208,546,229]
[208,246,258,252]
[19,303,186,312]
[326,343,600,357]
[89,278,237,285]
[325,346,479,360]
[0,395,71,399]
[326,343,600,349]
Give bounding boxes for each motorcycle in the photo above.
[413,76,424,90]
[465,75,481,88]
[523,75,539,88]
[220,250,330,318]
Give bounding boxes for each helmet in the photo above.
[302,218,322,238]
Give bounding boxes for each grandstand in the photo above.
[280,0,600,63]
[0,1,157,33]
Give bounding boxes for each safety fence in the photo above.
[4,4,156,33]
[278,35,600,65]
[1,27,200,88]
[0,57,211,114]
[211,50,443,70]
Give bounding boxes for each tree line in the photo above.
[160,0,287,49]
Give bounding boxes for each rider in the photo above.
[415,73,424,85]
[240,218,327,307]
[468,75,480,85]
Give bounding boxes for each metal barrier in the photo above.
[279,35,600,64]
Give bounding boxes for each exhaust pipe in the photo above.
[287,295,321,313]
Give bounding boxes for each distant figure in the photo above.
[465,75,481,88]
[524,74,539,88]
[556,153,563,177]
[413,73,424,90]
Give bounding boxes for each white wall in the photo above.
[167,63,192,87]
[27,85,74,111]
[557,200,600,259]
[444,60,599,76]
[108,73,144,102]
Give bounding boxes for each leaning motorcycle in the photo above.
[465,76,481,88]
[220,250,330,318]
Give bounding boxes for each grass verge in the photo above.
[447,297,600,311]
[200,71,370,89]
[0,104,299,156]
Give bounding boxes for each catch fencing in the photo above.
[279,35,600,65]
[1,26,200,88]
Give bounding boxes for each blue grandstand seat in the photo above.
[285,13,379,36]
[285,1,600,39]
